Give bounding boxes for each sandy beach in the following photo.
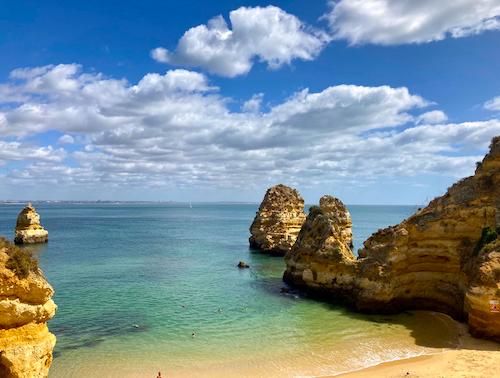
[337,330,500,378]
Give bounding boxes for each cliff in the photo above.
[0,238,57,377]
[14,204,48,245]
[249,184,306,255]
[284,136,500,342]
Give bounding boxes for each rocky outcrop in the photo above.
[0,238,56,377]
[465,236,500,341]
[284,195,357,294]
[284,136,500,342]
[14,204,48,245]
[249,184,306,255]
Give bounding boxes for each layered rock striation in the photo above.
[249,184,306,255]
[0,238,56,377]
[284,195,357,295]
[14,204,48,245]
[284,136,500,342]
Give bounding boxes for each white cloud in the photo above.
[242,93,264,113]
[0,141,66,166]
[150,47,170,63]
[58,134,75,144]
[152,6,329,77]
[0,64,498,195]
[326,0,500,45]
[484,95,500,111]
[416,110,448,124]
[269,85,427,131]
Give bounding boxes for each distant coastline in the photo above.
[0,200,424,207]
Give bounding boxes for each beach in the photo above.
[338,327,500,378]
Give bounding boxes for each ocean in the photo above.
[0,203,461,377]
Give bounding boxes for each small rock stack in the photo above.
[14,203,49,244]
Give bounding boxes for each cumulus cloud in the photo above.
[58,134,75,144]
[326,0,500,45]
[0,63,498,195]
[150,47,170,63]
[242,93,264,113]
[416,110,448,124]
[484,95,500,111]
[0,141,66,166]
[151,6,329,77]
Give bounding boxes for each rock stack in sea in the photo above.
[249,184,306,255]
[0,238,57,377]
[14,204,48,245]
[284,195,355,290]
[284,136,500,342]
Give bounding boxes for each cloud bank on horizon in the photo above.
[0,0,499,202]
[1,64,499,195]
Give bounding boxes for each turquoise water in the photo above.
[0,203,460,377]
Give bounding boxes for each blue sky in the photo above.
[0,0,499,204]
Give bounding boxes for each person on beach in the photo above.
[157,372,162,378]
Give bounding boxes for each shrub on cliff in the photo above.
[475,226,500,254]
[4,241,39,278]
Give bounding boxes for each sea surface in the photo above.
[0,203,462,377]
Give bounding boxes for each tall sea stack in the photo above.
[249,184,306,255]
[14,204,48,245]
[284,136,500,342]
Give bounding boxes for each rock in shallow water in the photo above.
[284,136,500,342]
[237,261,250,269]
[249,184,306,255]
[14,204,48,245]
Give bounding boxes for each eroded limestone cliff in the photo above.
[14,204,48,245]
[249,184,306,255]
[284,136,500,342]
[0,238,56,377]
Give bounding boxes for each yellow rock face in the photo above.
[249,184,307,255]
[14,204,48,245]
[284,136,500,342]
[285,195,356,289]
[0,239,57,377]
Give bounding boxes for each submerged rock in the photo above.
[249,184,306,255]
[284,136,500,342]
[14,204,48,245]
[0,238,57,377]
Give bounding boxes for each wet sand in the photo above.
[336,330,500,378]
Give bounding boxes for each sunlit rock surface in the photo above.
[285,137,500,342]
[249,184,306,255]
[14,204,48,245]
[0,239,56,377]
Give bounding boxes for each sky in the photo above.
[0,0,499,204]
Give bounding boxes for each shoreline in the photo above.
[334,331,500,378]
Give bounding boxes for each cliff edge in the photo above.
[0,238,56,377]
[284,136,500,342]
